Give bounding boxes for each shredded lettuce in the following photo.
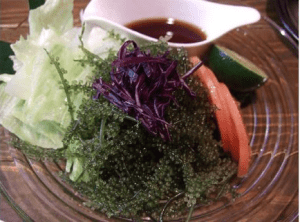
[0,0,124,149]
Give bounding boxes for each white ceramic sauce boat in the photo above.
[81,0,261,57]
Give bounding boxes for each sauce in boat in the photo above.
[125,18,207,43]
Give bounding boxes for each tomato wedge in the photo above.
[218,83,251,177]
[190,56,250,177]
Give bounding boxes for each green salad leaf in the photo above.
[0,0,124,148]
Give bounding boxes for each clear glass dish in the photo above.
[0,1,298,221]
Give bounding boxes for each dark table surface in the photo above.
[0,0,298,221]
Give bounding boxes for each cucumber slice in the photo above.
[208,45,268,92]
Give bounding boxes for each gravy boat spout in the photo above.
[82,0,261,56]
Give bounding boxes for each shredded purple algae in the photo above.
[92,40,203,141]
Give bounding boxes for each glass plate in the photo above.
[0,2,298,222]
[274,0,299,41]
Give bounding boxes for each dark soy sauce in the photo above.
[125,17,206,44]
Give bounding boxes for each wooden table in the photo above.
[0,0,298,221]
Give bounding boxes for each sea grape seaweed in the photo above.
[44,49,75,122]
[63,77,237,220]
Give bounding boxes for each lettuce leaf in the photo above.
[0,0,123,149]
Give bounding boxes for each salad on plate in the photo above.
[0,0,266,220]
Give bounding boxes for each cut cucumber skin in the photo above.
[208,45,268,92]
